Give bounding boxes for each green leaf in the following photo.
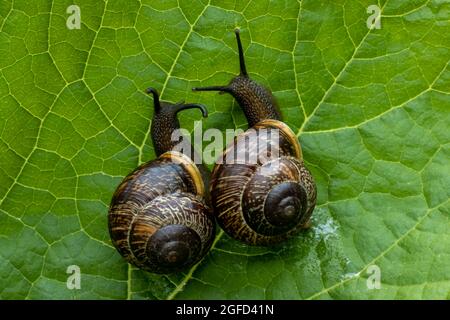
[0,0,449,299]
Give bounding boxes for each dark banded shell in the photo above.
[108,151,215,274]
[210,120,316,245]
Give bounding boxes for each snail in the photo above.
[192,29,316,245]
[108,88,215,274]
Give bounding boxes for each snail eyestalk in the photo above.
[173,103,208,118]
[192,85,231,93]
[234,28,248,77]
[146,87,160,113]
[191,30,281,127]
[191,29,247,93]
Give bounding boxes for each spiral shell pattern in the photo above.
[210,120,316,245]
[108,151,215,274]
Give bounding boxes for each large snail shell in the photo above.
[108,151,215,274]
[210,120,316,245]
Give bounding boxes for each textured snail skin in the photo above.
[210,120,316,245]
[211,75,281,128]
[108,89,215,274]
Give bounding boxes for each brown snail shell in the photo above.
[210,120,316,245]
[108,151,215,274]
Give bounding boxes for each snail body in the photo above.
[193,30,316,246]
[108,89,215,274]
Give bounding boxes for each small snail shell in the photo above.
[210,120,316,245]
[193,29,317,245]
[108,89,215,274]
